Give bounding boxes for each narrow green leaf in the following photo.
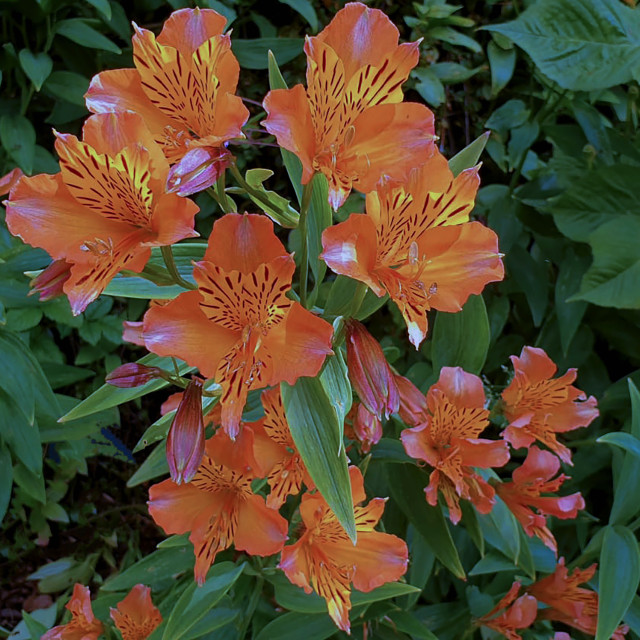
[13,463,45,504]
[0,390,41,476]
[477,494,521,565]
[0,114,36,173]
[384,610,439,639]
[318,349,351,439]
[448,133,489,177]
[597,525,640,640]
[59,354,194,422]
[18,50,53,90]
[86,0,111,20]
[279,0,318,31]
[43,71,90,106]
[162,562,244,640]
[505,245,548,326]
[487,41,515,97]
[598,432,640,461]
[255,611,337,640]
[432,294,490,375]
[233,38,303,69]
[281,376,356,542]
[55,19,121,53]
[127,443,169,487]
[386,464,465,579]
[0,445,13,523]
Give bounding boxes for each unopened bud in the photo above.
[29,260,72,302]
[345,319,400,420]
[394,373,428,427]
[106,363,162,388]
[166,378,205,484]
[166,146,232,196]
[351,403,383,454]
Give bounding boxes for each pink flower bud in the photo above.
[166,378,205,484]
[29,260,72,302]
[106,363,162,388]
[351,403,383,454]
[394,373,428,426]
[345,319,399,420]
[166,146,232,196]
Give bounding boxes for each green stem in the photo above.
[215,171,235,213]
[229,162,292,220]
[161,245,196,290]
[298,180,314,308]
[237,575,264,639]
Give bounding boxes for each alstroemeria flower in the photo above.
[86,8,248,194]
[0,167,24,196]
[148,435,288,585]
[110,584,162,640]
[394,373,428,427]
[501,346,599,464]
[42,583,104,640]
[29,260,72,302]
[321,145,504,348]
[142,213,334,438]
[345,319,399,420]
[401,367,510,524]
[250,387,313,509]
[527,559,628,639]
[346,402,383,454]
[477,582,538,640]
[279,466,408,633]
[5,112,199,315]
[496,446,585,553]
[263,1,435,210]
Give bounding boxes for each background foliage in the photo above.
[1,0,640,638]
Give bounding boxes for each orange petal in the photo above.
[204,212,288,272]
[320,213,384,295]
[143,289,239,378]
[314,3,402,80]
[148,477,211,535]
[234,492,288,555]
[0,167,24,196]
[85,68,169,137]
[157,7,227,52]
[110,584,162,640]
[345,102,435,194]
[5,172,130,262]
[416,221,504,313]
[263,85,316,184]
[432,366,486,408]
[458,438,510,469]
[151,193,199,245]
[259,303,334,386]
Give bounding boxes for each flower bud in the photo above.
[166,146,232,196]
[29,260,72,302]
[345,319,399,420]
[106,363,162,388]
[351,403,383,454]
[166,378,205,484]
[394,373,428,426]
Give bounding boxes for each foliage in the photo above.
[1,0,640,639]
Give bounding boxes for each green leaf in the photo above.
[431,62,480,84]
[477,494,521,565]
[18,50,53,90]
[572,216,640,309]
[22,611,49,640]
[239,168,299,228]
[598,432,640,461]
[13,463,45,504]
[384,611,439,639]
[487,40,516,96]
[448,133,489,177]
[233,38,303,69]
[162,562,244,640]
[555,250,589,355]
[429,26,482,53]
[485,0,640,91]
[0,390,41,477]
[596,525,640,640]
[255,611,337,640]
[55,19,121,53]
[43,71,90,106]
[505,245,548,326]
[411,68,445,107]
[0,114,36,173]
[180,606,239,640]
[86,0,111,20]
[318,349,351,436]
[432,294,490,375]
[102,545,195,591]
[0,445,13,523]
[279,0,318,31]
[127,442,169,487]
[59,354,193,422]
[281,376,356,542]
[386,464,465,579]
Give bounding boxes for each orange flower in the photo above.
[394,373,428,427]
[110,584,162,640]
[279,466,408,633]
[401,367,510,524]
[142,213,334,438]
[4,112,199,315]
[496,446,585,553]
[346,402,383,454]
[527,558,628,639]
[263,2,435,210]
[86,8,248,195]
[0,167,24,196]
[148,435,288,585]
[501,346,599,464]
[42,583,103,640]
[477,582,538,640]
[321,145,503,347]
[29,259,72,302]
[250,387,313,509]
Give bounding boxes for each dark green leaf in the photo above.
[282,376,356,541]
[555,250,589,355]
[255,611,337,640]
[432,294,490,375]
[598,432,640,461]
[411,68,445,107]
[86,0,111,20]
[0,114,36,173]
[18,50,53,90]
[485,0,640,91]
[0,390,41,476]
[487,40,515,96]
[127,442,169,487]
[0,445,13,523]
[43,71,90,106]
[233,38,303,69]
[597,525,640,640]
[279,0,318,31]
[505,245,548,326]
[55,19,122,54]
[448,133,489,177]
